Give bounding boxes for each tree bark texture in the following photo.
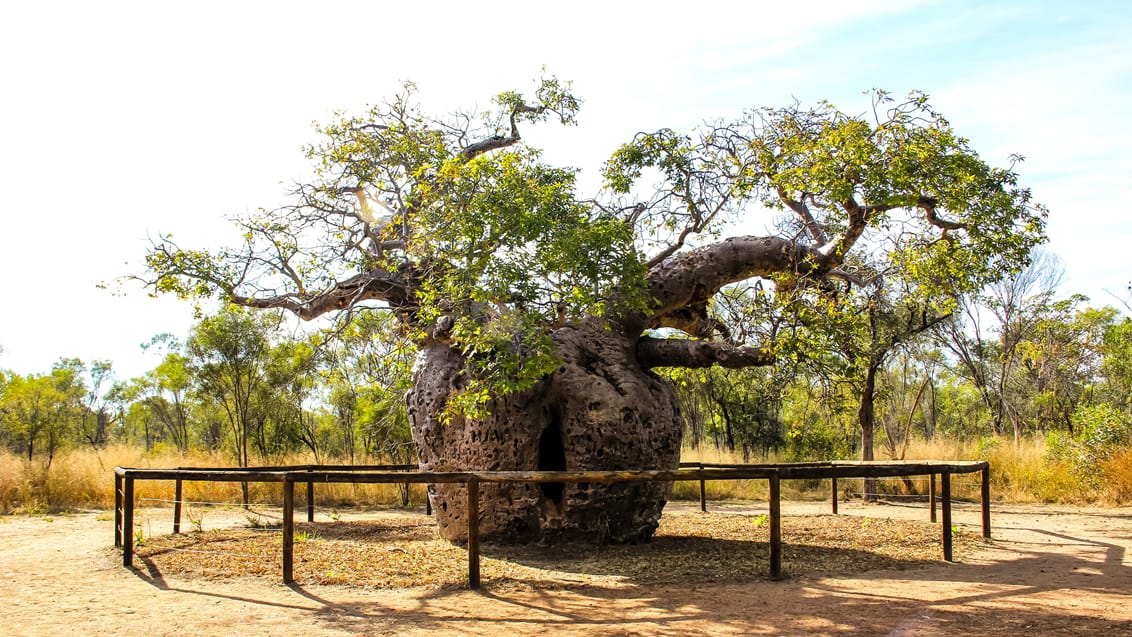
[408,319,682,544]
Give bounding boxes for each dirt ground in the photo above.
[2,500,1131,636]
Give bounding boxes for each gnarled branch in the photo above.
[230,267,416,321]
[462,104,541,159]
[636,337,773,369]
[644,236,832,332]
[918,196,964,230]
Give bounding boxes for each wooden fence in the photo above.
[113,460,990,588]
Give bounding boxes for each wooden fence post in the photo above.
[283,477,294,584]
[699,463,707,513]
[114,473,123,548]
[940,470,953,562]
[830,477,838,515]
[173,479,183,534]
[981,465,992,539]
[467,478,481,589]
[769,473,782,580]
[929,473,937,523]
[306,474,315,523]
[122,476,135,568]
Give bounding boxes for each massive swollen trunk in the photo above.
[407,318,683,544]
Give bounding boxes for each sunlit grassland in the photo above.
[676,436,1132,506]
[2,436,1130,514]
[0,446,425,514]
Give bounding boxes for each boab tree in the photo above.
[141,78,1045,543]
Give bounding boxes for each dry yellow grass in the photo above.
[4,434,1127,514]
[1102,447,1132,504]
[903,437,1084,503]
[679,436,1127,505]
[0,446,425,514]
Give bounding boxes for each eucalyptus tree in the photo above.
[186,308,281,478]
[260,335,322,462]
[318,312,416,463]
[936,250,1063,440]
[1101,317,1132,411]
[75,359,116,449]
[0,361,85,466]
[1020,301,1115,434]
[130,334,197,453]
[147,352,195,453]
[846,282,950,491]
[1,373,57,462]
[141,79,1045,542]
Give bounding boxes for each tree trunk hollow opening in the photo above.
[538,415,567,504]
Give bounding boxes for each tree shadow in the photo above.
[285,523,1132,636]
[479,535,938,585]
[127,510,1132,635]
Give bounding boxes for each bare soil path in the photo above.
[2,501,1131,636]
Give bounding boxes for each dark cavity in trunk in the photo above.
[538,416,567,503]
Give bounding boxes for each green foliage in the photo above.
[1100,317,1132,408]
[707,90,1043,298]
[187,307,282,467]
[0,360,89,466]
[1046,403,1132,487]
[294,530,321,544]
[783,419,854,462]
[322,312,416,462]
[142,75,645,418]
[669,364,786,458]
[974,435,1002,460]
[603,128,694,196]
[779,381,856,461]
[318,77,647,413]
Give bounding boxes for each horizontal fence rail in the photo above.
[114,460,991,587]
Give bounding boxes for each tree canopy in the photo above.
[141,77,1047,417]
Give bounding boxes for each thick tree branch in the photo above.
[636,337,773,369]
[230,267,416,320]
[817,196,869,258]
[644,236,832,331]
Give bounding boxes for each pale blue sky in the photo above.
[1,0,1129,380]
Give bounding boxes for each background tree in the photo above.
[318,312,416,464]
[935,251,1057,440]
[186,307,281,503]
[832,285,948,499]
[0,360,84,467]
[75,359,116,449]
[260,335,322,462]
[140,80,1046,543]
[1019,301,1113,434]
[1100,316,1132,412]
[110,379,161,452]
[133,334,197,454]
